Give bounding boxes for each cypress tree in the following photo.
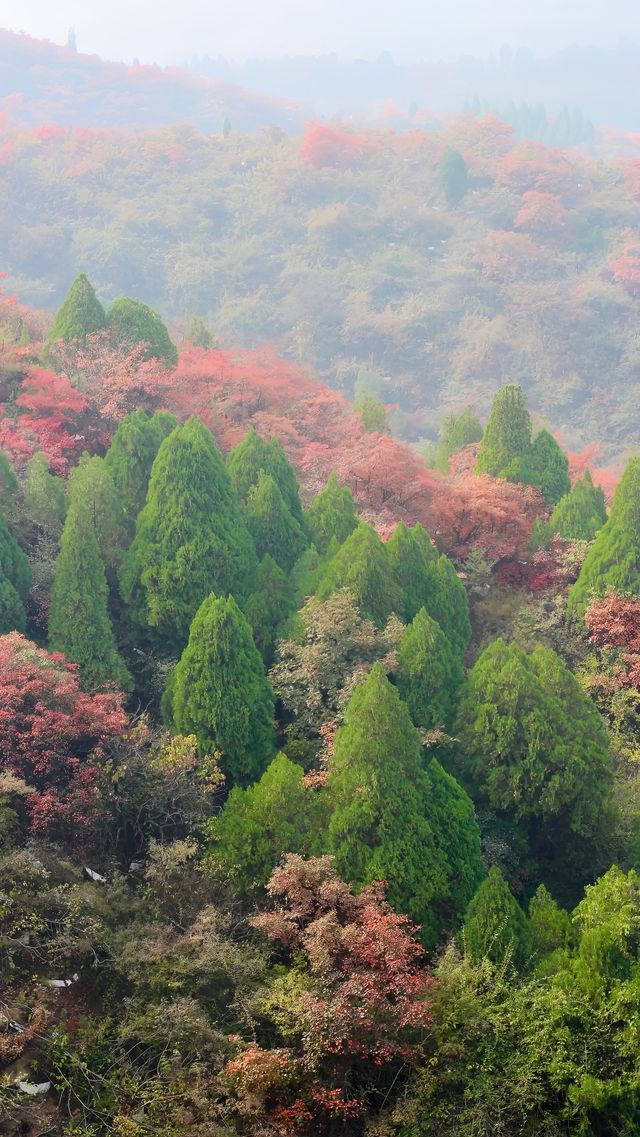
[328,663,482,948]
[317,523,402,626]
[24,453,66,536]
[49,503,131,690]
[0,508,30,634]
[463,867,532,969]
[265,437,305,526]
[67,455,126,580]
[228,430,304,525]
[427,757,484,922]
[548,468,606,542]
[568,457,640,619]
[168,593,276,786]
[475,384,532,480]
[439,146,469,205]
[305,472,358,554]
[528,884,573,957]
[354,390,389,433]
[44,273,106,360]
[528,429,570,505]
[425,553,471,659]
[120,417,257,650]
[0,450,18,519]
[204,752,327,895]
[107,297,178,366]
[105,409,177,534]
[386,520,437,623]
[397,607,463,730]
[435,406,483,473]
[244,554,296,664]
[243,472,308,573]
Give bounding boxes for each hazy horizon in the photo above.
[2,0,640,67]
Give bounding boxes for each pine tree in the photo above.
[327,663,482,948]
[463,867,532,969]
[425,553,472,659]
[228,430,304,525]
[67,455,127,580]
[107,297,178,366]
[0,509,30,633]
[105,409,177,534]
[427,757,484,922]
[243,472,308,572]
[436,406,483,473]
[24,453,66,536]
[567,458,640,619]
[204,752,327,895]
[244,554,296,664]
[317,523,402,626]
[120,417,257,650]
[397,607,463,730]
[548,469,606,542]
[44,273,106,360]
[49,503,131,690]
[528,429,570,505]
[439,147,469,205]
[305,472,358,554]
[0,449,18,518]
[386,520,436,623]
[475,384,532,480]
[168,593,276,785]
[265,437,305,526]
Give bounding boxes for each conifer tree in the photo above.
[0,509,30,633]
[120,417,257,650]
[244,554,296,664]
[24,453,66,536]
[327,663,482,947]
[67,455,127,580]
[204,752,327,895]
[475,384,532,480]
[105,409,177,534]
[439,146,469,205]
[436,406,483,472]
[305,472,358,554]
[528,429,570,505]
[427,757,484,921]
[49,503,131,690]
[265,437,305,526]
[528,884,573,957]
[243,472,308,572]
[386,520,436,623]
[0,449,18,518]
[425,553,472,659]
[228,430,304,525]
[548,468,606,542]
[397,607,463,730]
[168,593,276,785]
[317,523,402,626]
[567,457,640,619]
[354,390,389,433]
[44,273,106,360]
[107,297,178,366]
[463,867,532,969]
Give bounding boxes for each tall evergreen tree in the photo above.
[305,472,358,554]
[120,417,257,650]
[265,437,305,526]
[105,409,177,534]
[243,472,308,572]
[327,663,482,948]
[439,147,469,205]
[67,455,126,580]
[548,468,606,542]
[0,449,18,519]
[463,867,532,969]
[168,593,276,786]
[244,554,296,664]
[317,523,402,626]
[528,429,570,505]
[475,384,532,480]
[44,273,106,361]
[0,508,30,634]
[436,406,483,473]
[397,607,463,730]
[228,430,304,525]
[24,453,66,537]
[425,553,472,659]
[567,457,640,619]
[49,503,131,690]
[386,520,436,623]
[107,297,178,366]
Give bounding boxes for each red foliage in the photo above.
[610,238,640,296]
[300,123,380,169]
[585,594,640,690]
[14,366,90,470]
[515,191,569,235]
[429,473,543,561]
[0,633,126,842]
[496,142,584,201]
[51,330,171,422]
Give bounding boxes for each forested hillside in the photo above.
[1,272,640,1135]
[3,102,640,453]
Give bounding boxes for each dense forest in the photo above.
[1,264,640,1136]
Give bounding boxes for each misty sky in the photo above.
[1,0,639,65]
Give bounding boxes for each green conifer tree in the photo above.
[475,384,532,480]
[227,430,304,525]
[265,437,305,526]
[439,147,469,205]
[425,553,472,659]
[317,523,402,626]
[107,297,178,366]
[0,450,18,519]
[244,554,296,664]
[204,752,327,895]
[548,468,606,542]
[567,457,640,619]
[386,520,436,623]
[528,429,571,505]
[23,453,66,536]
[528,884,573,957]
[48,504,131,690]
[0,509,30,633]
[168,593,276,785]
[435,406,483,473]
[67,455,127,580]
[305,472,358,554]
[463,867,532,969]
[427,757,484,921]
[354,390,389,433]
[328,663,482,948]
[397,607,463,730]
[243,472,308,573]
[44,273,106,361]
[120,417,257,650]
[105,409,177,534]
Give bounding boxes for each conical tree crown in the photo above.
[24,453,66,535]
[120,417,257,650]
[68,455,126,578]
[265,437,305,525]
[317,523,402,626]
[463,867,532,969]
[424,553,471,659]
[397,606,463,730]
[107,297,177,366]
[436,406,483,472]
[169,592,276,786]
[244,554,296,664]
[529,429,570,505]
[0,508,31,630]
[244,472,308,572]
[0,450,18,518]
[386,520,436,623]
[306,472,358,554]
[228,430,304,524]
[45,273,106,356]
[548,468,606,542]
[105,409,177,533]
[49,503,131,691]
[475,384,532,479]
[568,457,640,619]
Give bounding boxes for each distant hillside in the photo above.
[0,29,303,132]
